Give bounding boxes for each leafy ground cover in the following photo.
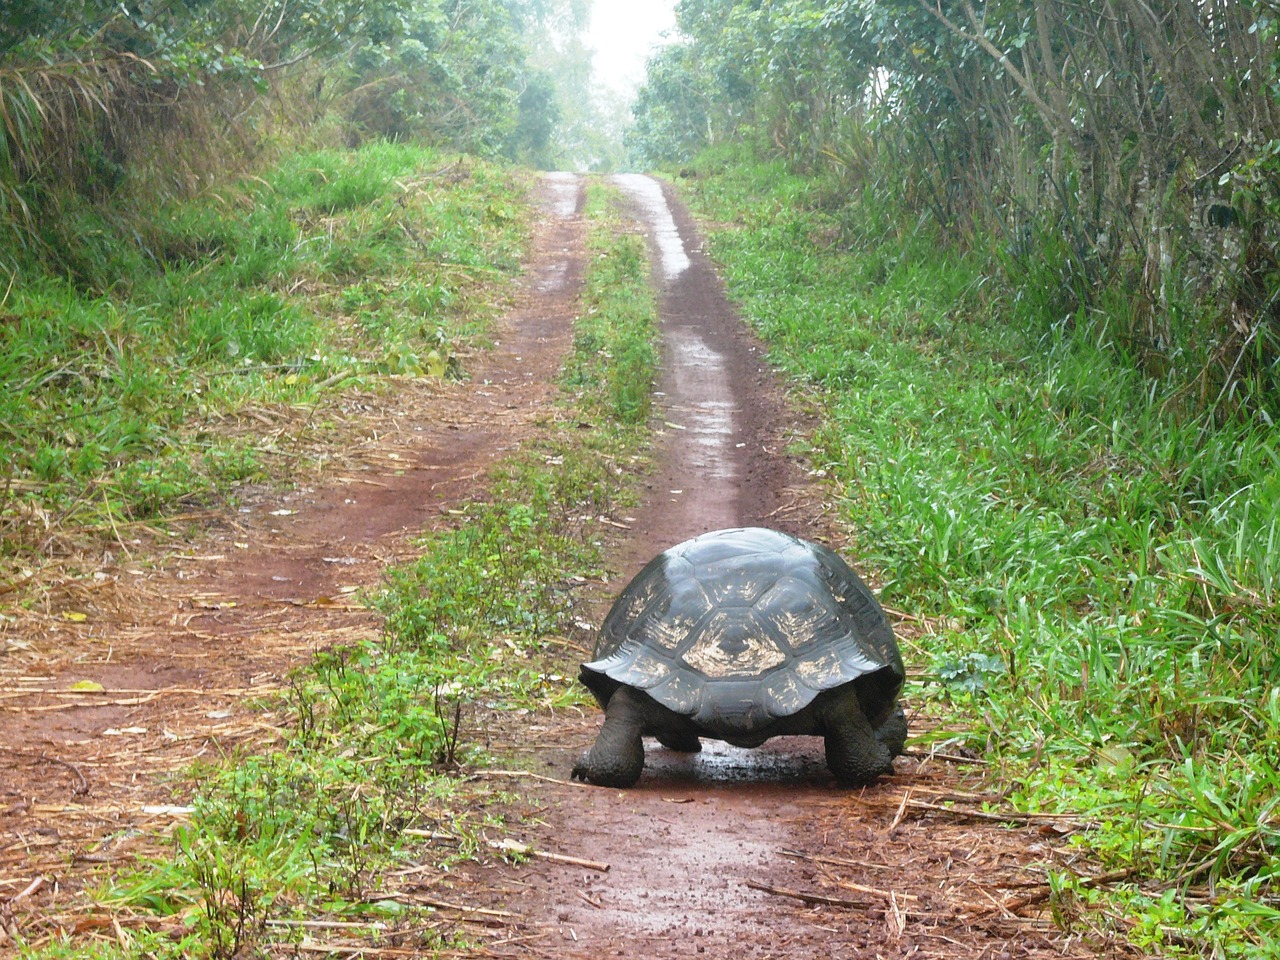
[11,177,658,959]
[676,151,1280,958]
[0,141,525,573]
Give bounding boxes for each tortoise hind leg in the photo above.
[572,686,647,787]
[822,697,894,787]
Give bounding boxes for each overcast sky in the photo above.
[584,0,678,99]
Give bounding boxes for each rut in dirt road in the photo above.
[477,178,1118,960]
[0,172,592,945]
[608,174,797,561]
[525,171,871,955]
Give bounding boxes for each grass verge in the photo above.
[676,151,1280,958]
[0,141,525,579]
[15,178,658,959]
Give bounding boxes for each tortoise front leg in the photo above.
[572,686,647,787]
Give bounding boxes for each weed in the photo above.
[680,158,1280,957]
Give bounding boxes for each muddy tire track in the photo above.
[0,173,590,936]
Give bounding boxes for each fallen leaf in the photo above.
[62,611,88,623]
[68,680,105,692]
[495,838,531,855]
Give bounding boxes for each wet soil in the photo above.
[0,173,1134,959]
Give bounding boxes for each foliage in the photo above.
[0,141,526,567]
[632,0,1280,422]
[678,155,1280,957]
[340,0,535,154]
[0,0,597,273]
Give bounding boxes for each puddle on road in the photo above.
[543,171,580,217]
[646,736,829,784]
[666,328,738,487]
[612,173,691,280]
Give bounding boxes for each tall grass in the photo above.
[678,151,1280,957]
[0,141,526,567]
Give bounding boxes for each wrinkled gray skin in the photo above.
[571,680,908,789]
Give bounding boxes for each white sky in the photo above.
[585,0,678,99]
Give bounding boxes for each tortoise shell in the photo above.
[579,527,903,735]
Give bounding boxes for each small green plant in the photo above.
[933,651,1004,695]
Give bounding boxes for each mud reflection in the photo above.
[611,173,691,280]
[644,736,829,785]
[667,327,738,491]
[542,171,580,217]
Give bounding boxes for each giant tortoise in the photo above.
[572,527,907,787]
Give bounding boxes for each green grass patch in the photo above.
[676,150,1280,958]
[562,185,658,426]
[15,178,659,960]
[0,141,526,567]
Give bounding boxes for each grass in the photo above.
[0,141,525,571]
[676,148,1280,958]
[12,177,660,959]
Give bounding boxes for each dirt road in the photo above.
[453,177,1129,959]
[0,174,1128,958]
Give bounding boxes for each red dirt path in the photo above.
[0,173,1137,959]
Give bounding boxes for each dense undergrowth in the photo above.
[16,179,658,959]
[0,140,524,571]
[676,151,1280,958]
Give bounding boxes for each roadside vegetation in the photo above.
[632,1,1280,427]
[0,0,615,581]
[16,180,658,958]
[676,151,1280,959]
[0,141,525,576]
